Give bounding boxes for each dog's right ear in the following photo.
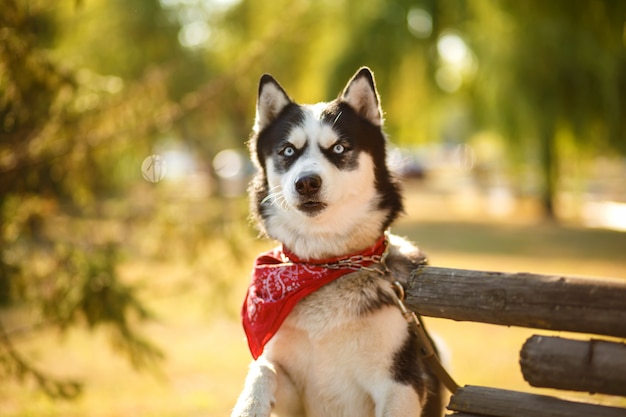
[254,74,292,133]
[341,67,383,126]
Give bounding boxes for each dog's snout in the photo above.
[295,174,322,196]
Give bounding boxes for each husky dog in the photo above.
[232,67,443,417]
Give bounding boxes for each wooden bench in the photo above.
[404,266,626,417]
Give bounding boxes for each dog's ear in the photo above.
[254,74,292,133]
[341,67,383,126]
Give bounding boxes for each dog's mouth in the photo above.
[298,200,327,216]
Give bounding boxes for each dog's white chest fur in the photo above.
[264,276,410,417]
[232,238,433,417]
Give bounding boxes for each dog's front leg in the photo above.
[231,357,277,417]
[376,383,424,417]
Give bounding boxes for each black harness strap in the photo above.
[391,281,460,394]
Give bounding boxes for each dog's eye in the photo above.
[332,144,345,154]
[280,145,296,157]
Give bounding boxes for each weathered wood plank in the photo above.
[520,335,626,396]
[447,385,626,417]
[404,266,626,338]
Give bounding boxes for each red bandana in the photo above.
[242,236,387,359]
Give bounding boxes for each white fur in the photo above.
[266,305,419,417]
[231,240,436,417]
[232,258,426,417]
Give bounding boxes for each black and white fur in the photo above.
[232,67,443,417]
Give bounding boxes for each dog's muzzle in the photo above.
[295,173,322,196]
[295,173,326,215]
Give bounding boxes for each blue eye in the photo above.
[281,145,295,157]
[332,143,345,154]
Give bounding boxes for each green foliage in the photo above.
[0,0,186,399]
[0,324,82,399]
[467,0,626,216]
[471,1,626,147]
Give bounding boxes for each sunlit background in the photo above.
[1,0,625,415]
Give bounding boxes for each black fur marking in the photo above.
[254,103,305,171]
[319,136,360,171]
[321,101,404,228]
[274,139,307,173]
[391,327,428,396]
[356,286,396,316]
[248,103,304,233]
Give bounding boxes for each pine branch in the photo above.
[0,321,82,399]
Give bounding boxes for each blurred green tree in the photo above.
[469,0,626,218]
[0,0,313,397]
[0,0,202,397]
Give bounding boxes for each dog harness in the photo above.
[242,235,387,359]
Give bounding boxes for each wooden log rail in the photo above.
[403,266,626,417]
[520,335,626,397]
[405,266,626,337]
[447,386,626,417]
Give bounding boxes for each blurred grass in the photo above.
[1,185,625,416]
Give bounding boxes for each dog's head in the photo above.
[248,67,403,259]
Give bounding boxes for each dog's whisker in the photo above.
[260,185,282,204]
[332,111,343,127]
[270,192,289,212]
[261,187,290,212]
[260,194,276,205]
[278,196,289,212]
[261,194,281,206]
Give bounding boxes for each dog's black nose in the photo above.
[295,174,322,196]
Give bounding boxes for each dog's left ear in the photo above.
[254,74,293,133]
[341,67,383,126]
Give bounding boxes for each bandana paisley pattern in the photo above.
[242,236,387,359]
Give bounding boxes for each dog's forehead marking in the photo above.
[287,103,339,150]
[287,126,307,150]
